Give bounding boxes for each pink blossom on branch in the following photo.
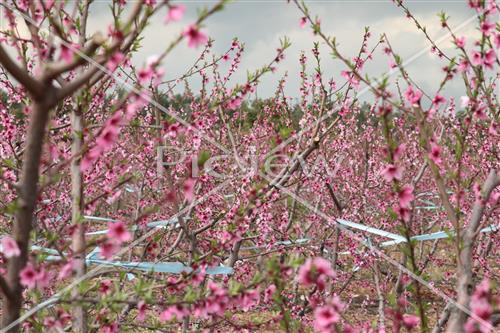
[59,44,79,64]
[0,236,20,258]
[159,305,187,322]
[404,85,423,106]
[299,17,307,28]
[398,185,414,209]
[106,52,125,72]
[166,5,186,23]
[429,142,443,167]
[183,25,208,48]
[402,314,420,330]
[454,36,466,48]
[107,221,132,244]
[314,305,340,332]
[380,164,403,182]
[432,94,446,107]
[480,20,495,36]
[99,241,119,260]
[298,257,335,290]
[19,263,37,289]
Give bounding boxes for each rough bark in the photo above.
[2,94,55,332]
[70,108,88,333]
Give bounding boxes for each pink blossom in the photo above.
[106,52,125,72]
[264,284,276,302]
[404,85,423,106]
[299,17,307,28]
[19,263,37,289]
[471,51,483,66]
[227,97,242,110]
[183,178,196,202]
[455,36,466,48]
[429,142,442,166]
[480,21,495,36]
[43,317,63,331]
[96,112,122,152]
[34,267,49,289]
[341,70,360,89]
[473,104,488,120]
[58,260,74,280]
[467,0,482,9]
[96,129,119,151]
[432,94,446,107]
[458,58,470,72]
[99,279,113,295]
[395,205,411,222]
[1,236,20,258]
[183,25,208,48]
[137,300,147,321]
[398,185,414,209]
[402,314,420,330]
[298,257,335,290]
[393,144,406,161]
[241,289,260,311]
[99,241,118,260]
[81,146,103,172]
[380,164,403,182]
[465,278,493,333]
[314,305,340,332]
[60,44,74,64]
[460,96,470,108]
[106,189,122,204]
[495,33,500,49]
[138,66,154,85]
[191,266,206,286]
[159,305,187,322]
[166,5,185,22]
[102,323,119,333]
[488,122,497,136]
[107,221,131,243]
[313,257,335,277]
[483,49,495,69]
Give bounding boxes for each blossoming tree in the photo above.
[0,0,498,333]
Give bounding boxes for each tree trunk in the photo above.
[2,96,54,332]
[70,108,88,333]
[446,170,499,333]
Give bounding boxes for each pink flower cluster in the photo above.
[99,221,131,260]
[298,257,336,291]
[81,97,146,171]
[0,236,20,258]
[465,279,496,333]
[313,295,346,333]
[19,263,49,290]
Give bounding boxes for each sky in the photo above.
[5,1,483,100]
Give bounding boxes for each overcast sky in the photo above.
[8,1,482,100]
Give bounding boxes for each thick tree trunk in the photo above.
[70,108,88,333]
[2,96,54,332]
